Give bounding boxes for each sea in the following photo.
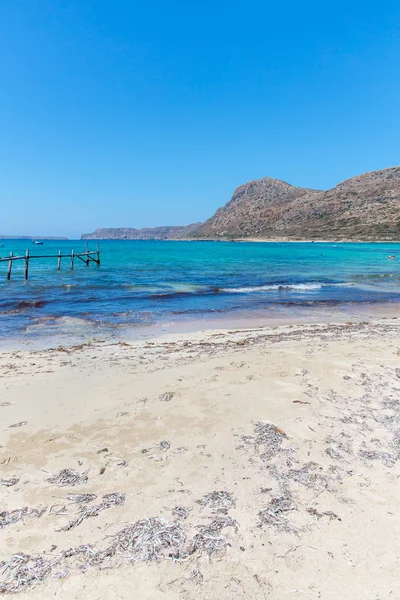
[1,239,400,346]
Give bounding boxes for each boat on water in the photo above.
[32,240,44,245]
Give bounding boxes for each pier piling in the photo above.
[0,245,100,280]
[24,250,29,280]
[7,252,13,280]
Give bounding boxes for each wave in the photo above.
[221,282,352,293]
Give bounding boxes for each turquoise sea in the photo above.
[1,239,400,343]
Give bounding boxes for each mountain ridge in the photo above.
[81,166,400,241]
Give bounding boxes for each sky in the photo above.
[1,0,400,238]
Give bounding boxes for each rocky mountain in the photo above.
[192,167,400,240]
[81,223,202,240]
[82,167,400,241]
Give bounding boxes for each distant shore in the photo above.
[82,237,400,243]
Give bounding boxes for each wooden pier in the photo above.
[0,244,100,280]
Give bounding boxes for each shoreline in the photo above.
[2,299,400,352]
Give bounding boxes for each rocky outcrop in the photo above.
[193,166,400,240]
[82,167,400,241]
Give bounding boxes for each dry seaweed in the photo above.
[158,441,171,451]
[172,506,191,520]
[67,493,97,504]
[358,449,396,467]
[8,422,27,429]
[198,490,235,512]
[0,512,238,593]
[0,553,59,594]
[307,508,339,520]
[259,496,297,532]
[113,517,186,562]
[0,479,19,488]
[47,469,88,487]
[188,516,238,557]
[57,493,125,532]
[159,392,174,402]
[0,507,46,530]
[252,422,288,460]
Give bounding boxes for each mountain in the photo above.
[192,167,400,240]
[82,167,400,241]
[81,223,202,240]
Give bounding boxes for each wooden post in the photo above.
[97,243,100,266]
[71,249,74,270]
[86,242,89,266]
[24,249,29,280]
[57,250,61,270]
[7,252,13,280]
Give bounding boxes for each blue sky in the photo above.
[1,0,399,238]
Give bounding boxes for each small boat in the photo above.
[32,240,44,245]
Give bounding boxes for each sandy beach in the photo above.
[1,318,400,599]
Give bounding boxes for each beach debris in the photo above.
[0,553,58,594]
[198,490,235,512]
[57,493,125,532]
[0,402,13,407]
[307,508,339,520]
[96,448,108,454]
[67,493,97,504]
[113,517,186,562]
[259,496,297,532]
[172,506,191,520]
[159,392,174,402]
[254,422,287,459]
[52,568,69,579]
[141,440,171,454]
[0,478,19,487]
[188,516,238,557]
[8,421,27,429]
[293,400,311,405]
[47,469,88,487]
[325,447,342,459]
[158,440,170,451]
[0,507,46,530]
[0,510,239,592]
[287,462,326,490]
[358,449,397,467]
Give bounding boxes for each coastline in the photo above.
[2,299,400,352]
[1,318,400,598]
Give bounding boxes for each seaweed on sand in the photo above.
[198,491,235,512]
[188,516,238,557]
[47,469,88,487]
[57,493,125,532]
[112,517,186,562]
[259,496,297,532]
[0,479,19,488]
[0,507,46,530]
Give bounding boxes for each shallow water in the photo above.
[1,239,400,343]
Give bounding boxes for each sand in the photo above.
[0,318,400,599]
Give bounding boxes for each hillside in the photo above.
[193,166,400,240]
[82,167,400,241]
[81,223,202,240]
